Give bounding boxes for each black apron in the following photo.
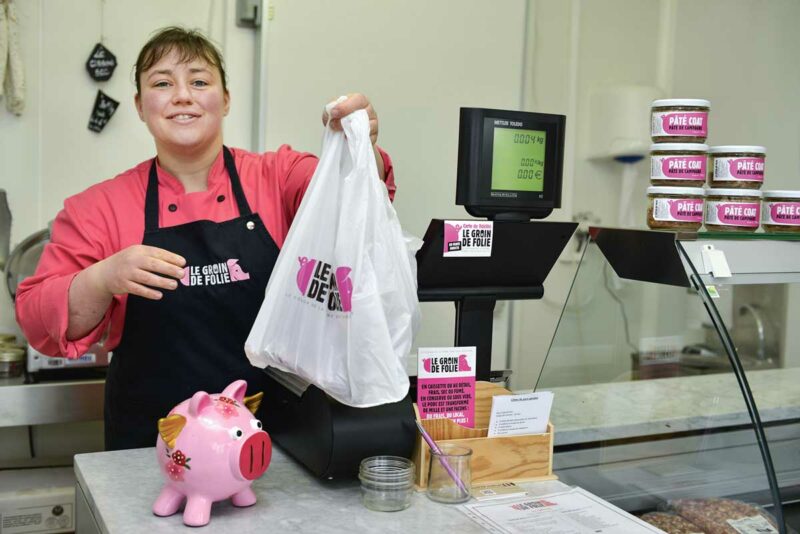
[104,146,280,450]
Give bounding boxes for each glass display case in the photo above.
[538,228,800,533]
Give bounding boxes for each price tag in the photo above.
[727,515,778,534]
[701,244,732,278]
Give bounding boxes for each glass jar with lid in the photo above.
[651,99,710,143]
[762,190,800,233]
[650,144,708,187]
[704,189,761,232]
[0,347,24,378]
[647,186,705,231]
[708,146,765,189]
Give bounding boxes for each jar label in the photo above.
[763,201,800,225]
[713,157,765,182]
[653,198,704,222]
[651,155,706,180]
[706,201,760,227]
[651,111,708,137]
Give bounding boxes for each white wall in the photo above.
[0,0,256,466]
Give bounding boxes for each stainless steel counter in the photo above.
[0,376,104,427]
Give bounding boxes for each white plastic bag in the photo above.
[245,107,420,407]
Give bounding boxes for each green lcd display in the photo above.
[490,128,546,192]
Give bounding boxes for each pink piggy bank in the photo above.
[153,380,272,527]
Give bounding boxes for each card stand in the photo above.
[412,381,556,489]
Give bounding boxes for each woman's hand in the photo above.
[322,93,385,180]
[66,245,186,340]
[322,93,379,146]
[90,245,186,300]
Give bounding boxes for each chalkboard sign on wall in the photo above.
[88,90,119,133]
[85,43,117,82]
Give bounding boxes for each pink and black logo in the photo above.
[444,223,463,253]
[296,257,353,312]
[180,259,250,287]
[422,354,472,373]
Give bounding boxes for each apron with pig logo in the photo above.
[104,146,279,450]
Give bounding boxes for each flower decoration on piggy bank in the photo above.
[153,380,272,527]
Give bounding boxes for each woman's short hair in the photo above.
[134,26,227,94]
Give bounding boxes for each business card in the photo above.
[487,391,553,437]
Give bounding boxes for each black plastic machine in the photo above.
[261,107,577,479]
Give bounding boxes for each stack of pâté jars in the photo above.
[647,99,800,233]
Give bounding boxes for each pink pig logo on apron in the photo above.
[179,259,251,287]
[227,259,250,281]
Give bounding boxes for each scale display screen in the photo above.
[456,107,565,220]
[490,128,546,193]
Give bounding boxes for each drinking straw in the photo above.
[415,420,470,497]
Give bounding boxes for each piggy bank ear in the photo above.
[158,414,186,449]
[243,391,264,415]
[189,391,214,417]
[221,380,248,403]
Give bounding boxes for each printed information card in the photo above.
[461,487,665,534]
[443,220,494,257]
[487,391,554,437]
[417,347,476,427]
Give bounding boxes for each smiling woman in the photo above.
[14,26,397,451]
[133,28,231,192]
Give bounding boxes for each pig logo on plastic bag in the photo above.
[296,257,353,312]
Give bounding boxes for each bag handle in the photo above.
[323,95,379,179]
[324,95,349,127]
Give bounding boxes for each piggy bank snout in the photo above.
[238,431,271,480]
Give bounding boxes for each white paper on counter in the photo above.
[487,391,553,437]
[460,487,665,534]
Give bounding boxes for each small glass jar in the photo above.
[762,190,800,234]
[0,347,25,378]
[359,456,415,512]
[0,334,17,344]
[647,186,705,231]
[426,445,472,504]
[650,143,708,187]
[651,99,710,143]
[705,189,762,233]
[708,146,765,189]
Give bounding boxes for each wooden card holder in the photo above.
[412,381,556,489]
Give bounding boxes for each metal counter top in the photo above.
[0,376,104,427]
